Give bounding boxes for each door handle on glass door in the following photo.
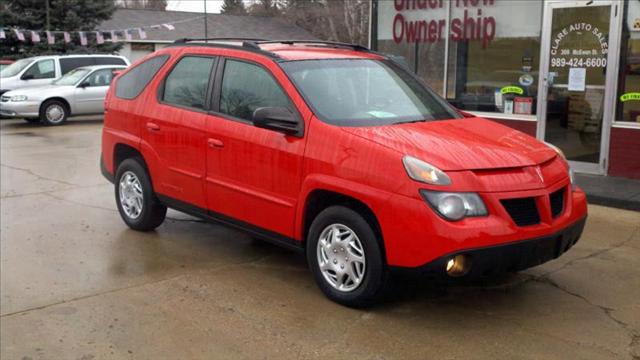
[207,138,224,148]
[146,122,160,131]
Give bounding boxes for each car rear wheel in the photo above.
[39,100,68,126]
[115,158,166,231]
[306,205,388,307]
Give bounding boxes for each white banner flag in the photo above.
[31,31,40,42]
[63,32,71,43]
[95,31,104,44]
[79,31,87,45]
[0,29,5,39]
[46,31,54,44]
[124,30,132,41]
[14,29,25,41]
[138,28,147,39]
[110,30,118,42]
[162,23,175,30]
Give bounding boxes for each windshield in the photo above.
[281,59,461,126]
[0,58,34,78]
[53,68,91,86]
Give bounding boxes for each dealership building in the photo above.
[370,0,640,180]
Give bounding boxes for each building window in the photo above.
[616,1,640,125]
[131,43,155,52]
[375,0,542,116]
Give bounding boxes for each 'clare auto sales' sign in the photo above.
[378,0,543,47]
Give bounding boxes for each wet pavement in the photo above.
[1,118,639,360]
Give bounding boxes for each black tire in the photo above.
[39,99,68,126]
[306,205,388,308]
[23,117,40,123]
[115,158,167,231]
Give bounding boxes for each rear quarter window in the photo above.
[115,55,169,100]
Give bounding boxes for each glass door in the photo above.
[537,1,622,174]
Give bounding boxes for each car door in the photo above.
[73,68,116,114]
[141,55,217,209]
[20,58,57,87]
[205,57,306,238]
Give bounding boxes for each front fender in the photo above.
[294,173,394,241]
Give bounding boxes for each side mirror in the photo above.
[78,81,90,88]
[252,107,301,136]
[21,74,34,80]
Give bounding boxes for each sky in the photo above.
[167,0,224,14]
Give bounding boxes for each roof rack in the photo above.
[174,37,267,48]
[174,37,266,44]
[171,37,279,58]
[170,38,375,61]
[254,40,370,52]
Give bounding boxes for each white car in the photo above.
[0,65,127,125]
[0,54,129,95]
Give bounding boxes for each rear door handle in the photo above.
[207,138,224,148]
[146,122,160,131]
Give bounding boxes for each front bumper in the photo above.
[0,100,41,118]
[392,216,586,278]
[377,177,588,268]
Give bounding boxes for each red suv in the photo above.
[101,39,588,307]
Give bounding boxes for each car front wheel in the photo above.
[306,205,388,307]
[39,100,68,125]
[115,158,167,231]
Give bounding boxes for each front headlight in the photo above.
[544,141,566,161]
[403,156,451,186]
[420,190,488,221]
[10,95,28,102]
[544,142,575,189]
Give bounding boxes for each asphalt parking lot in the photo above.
[1,118,639,360]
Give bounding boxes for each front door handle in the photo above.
[146,122,160,132]
[207,138,224,148]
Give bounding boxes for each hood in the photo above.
[4,85,75,98]
[341,117,556,171]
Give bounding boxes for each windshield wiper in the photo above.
[391,119,427,125]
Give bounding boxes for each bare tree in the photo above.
[221,0,247,15]
[117,0,167,10]
[281,0,369,46]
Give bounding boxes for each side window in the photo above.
[23,59,55,79]
[162,56,215,110]
[219,59,291,121]
[83,69,116,87]
[60,58,83,74]
[115,55,169,100]
[77,58,95,67]
[95,57,127,66]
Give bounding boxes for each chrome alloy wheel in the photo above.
[316,224,366,292]
[119,171,144,219]
[45,104,65,123]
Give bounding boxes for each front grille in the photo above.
[0,96,9,102]
[550,188,565,218]
[501,197,540,226]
